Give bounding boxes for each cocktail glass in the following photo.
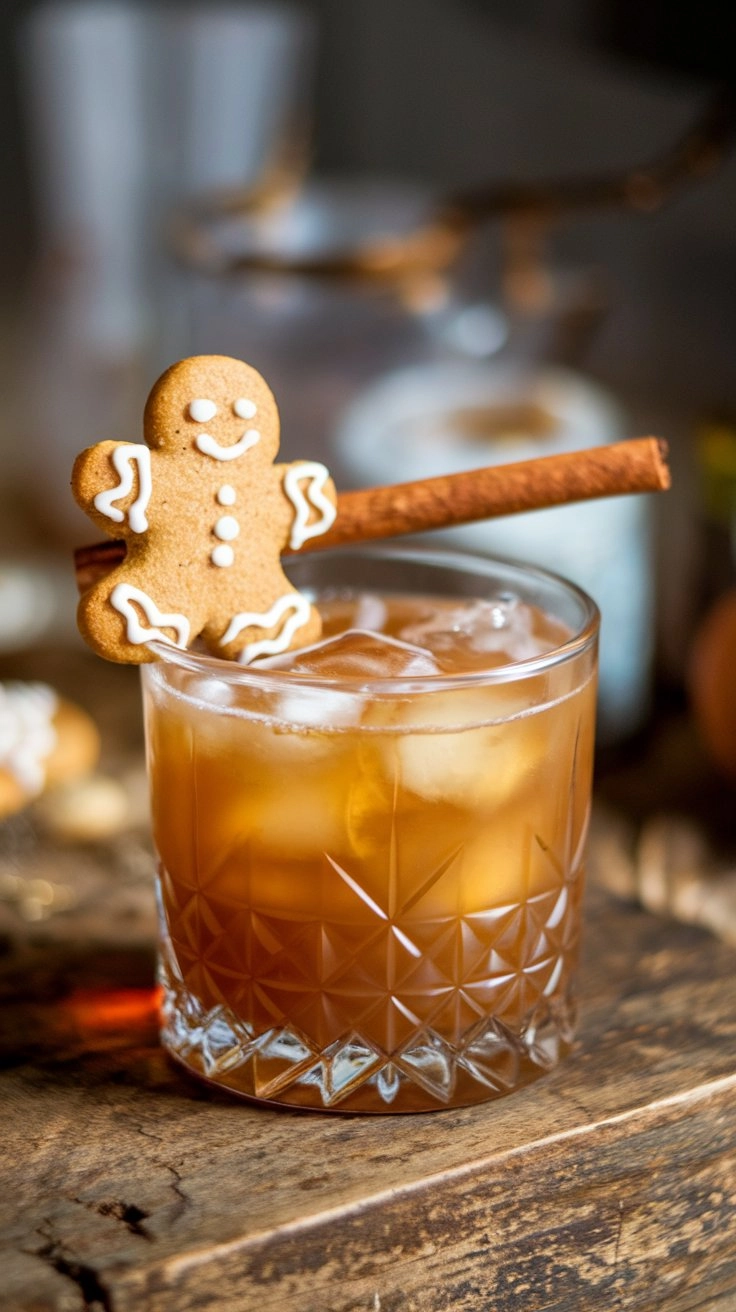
[142,545,599,1112]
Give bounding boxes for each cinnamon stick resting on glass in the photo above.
[74,436,669,591]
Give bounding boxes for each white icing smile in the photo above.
[195,430,260,461]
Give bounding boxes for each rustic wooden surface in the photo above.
[1,649,735,1312]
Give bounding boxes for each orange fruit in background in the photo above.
[688,589,736,782]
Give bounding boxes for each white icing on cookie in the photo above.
[220,593,312,663]
[189,398,218,423]
[211,545,234,568]
[214,516,239,542]
[216,484,236,506]
[0,681,58,793]
[195,430,260,461]
[110,584,190,648]
[233,398,257,419]
[94,445,152,533]
[283,462,336,550]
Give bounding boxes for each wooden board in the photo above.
[1,655,735,1311]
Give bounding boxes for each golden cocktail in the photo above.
[143,546,598,1111]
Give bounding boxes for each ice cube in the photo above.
[245,776,346,860]
[344,737,397,858]
[392,691,549,807]
[256,704,360,756]
[458,809,571,912]
[181,731,351,888]
[202,782,348,908]
[275,689,360,732]
[466,596,549,660]
[255,630,441,681]
[193,676,238,708]
[352,593,388,633]
[252,628,440,732]
[399,597,549,664]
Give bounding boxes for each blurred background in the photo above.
[0,0,735,769]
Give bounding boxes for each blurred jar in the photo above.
[335,360,655,746]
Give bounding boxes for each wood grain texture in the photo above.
[1,660,734,1312]
[3,887,734,1312]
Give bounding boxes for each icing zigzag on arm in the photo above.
[94,445,153,533]
[283,462,337,550]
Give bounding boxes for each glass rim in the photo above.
[147,543,599,695]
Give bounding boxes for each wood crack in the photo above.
[612,1199,626,1308]
[28,1221,113,1311]
[167,1164,192,1221]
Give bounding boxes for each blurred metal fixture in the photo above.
[170,91,735,284]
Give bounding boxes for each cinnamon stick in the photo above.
[74,436,669,591]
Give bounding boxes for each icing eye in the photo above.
[189,398,218,423]
[233,398,257,420]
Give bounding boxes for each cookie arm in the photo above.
[277,460,338,552]
[72,441,153,540]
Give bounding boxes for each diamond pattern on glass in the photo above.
[156,701,592,1108]
[159,813,583,1107]
[163,824,579,1056]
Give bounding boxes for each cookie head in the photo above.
[143,355,280,462]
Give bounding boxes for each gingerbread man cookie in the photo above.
[72,356,337,664]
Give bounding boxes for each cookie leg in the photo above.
[206,593,322,664]
[78,568,204,664]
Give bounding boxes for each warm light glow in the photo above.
[65,987,161,1030]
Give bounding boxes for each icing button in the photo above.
[211,544,235,568]
[214,516,240,541]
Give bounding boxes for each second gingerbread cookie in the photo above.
[72,356,337,664]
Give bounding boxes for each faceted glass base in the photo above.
[159,946,577,1113]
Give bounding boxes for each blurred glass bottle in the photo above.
[17,1,314,544]
[18,0,149,544]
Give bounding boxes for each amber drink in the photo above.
[143,546,599,1112]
